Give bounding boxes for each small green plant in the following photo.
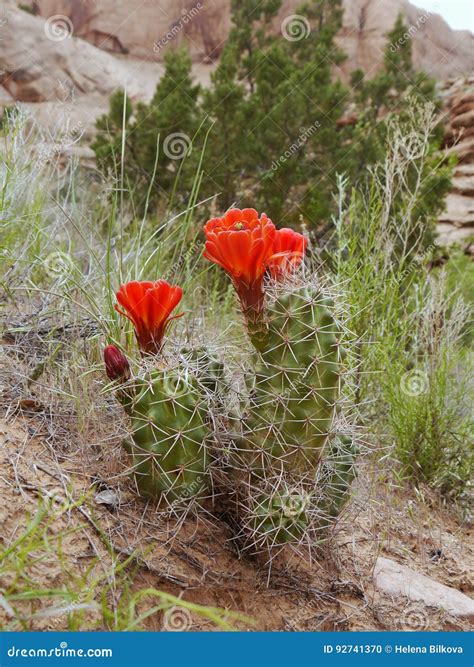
[384,276,473,502]
[332,103,470,504]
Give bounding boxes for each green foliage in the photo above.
[383,279,472,503]
[91,6,449,236]
[201,0,347,224]
[199,43,245,204]
[92,89,132,177]
[92,49,200,212]
[92,2,348,226]
[332,104,471,504]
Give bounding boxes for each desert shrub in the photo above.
[383,276,472,502]
[347,13,452,248]
[332,102,472,502]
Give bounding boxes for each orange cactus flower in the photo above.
[115,280,183,354]
[268,228,308,280]
[203,208,276,317]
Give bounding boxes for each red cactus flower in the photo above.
[104,345,131,381]
[203,208,276,317]
[115,280,183,354]
[268,228,308,280]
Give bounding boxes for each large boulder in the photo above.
[0,4,160,104]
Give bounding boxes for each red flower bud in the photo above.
[104,345,131,381]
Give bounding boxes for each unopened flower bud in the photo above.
[104,345,131,382]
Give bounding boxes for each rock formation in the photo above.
[438,78,474,245]
[0,4,159,108]
[26,0,473,80]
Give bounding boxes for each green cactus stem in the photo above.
[317,435,358,524]
[250,488,310,546]
[239,285,342,473]
[120,367,210,503]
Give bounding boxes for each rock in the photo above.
[374,557,474,619]
[452,109,474,130]
[438,193,474,226]
[449,138,474,164]
[336,0,473,81]
[452,175,474,197]
[28,0,474,79]
[451,93,474,116]
[0,6,159,104]
[94,489,120,508]
[437,224,474,245]
[437,80,474,243]
[455,164,474,178]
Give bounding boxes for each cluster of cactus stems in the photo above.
[103,208,359,556]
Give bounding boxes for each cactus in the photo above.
[202,209,358,553]
[239,285,341,473]
[316,434,358,525]
[104,281,211,505]
[122,367,210,502]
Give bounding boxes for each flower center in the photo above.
[233,222,246,230]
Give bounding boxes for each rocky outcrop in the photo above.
[437,78,474,244]
[0,5,160,105]
[23,0,474,80]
